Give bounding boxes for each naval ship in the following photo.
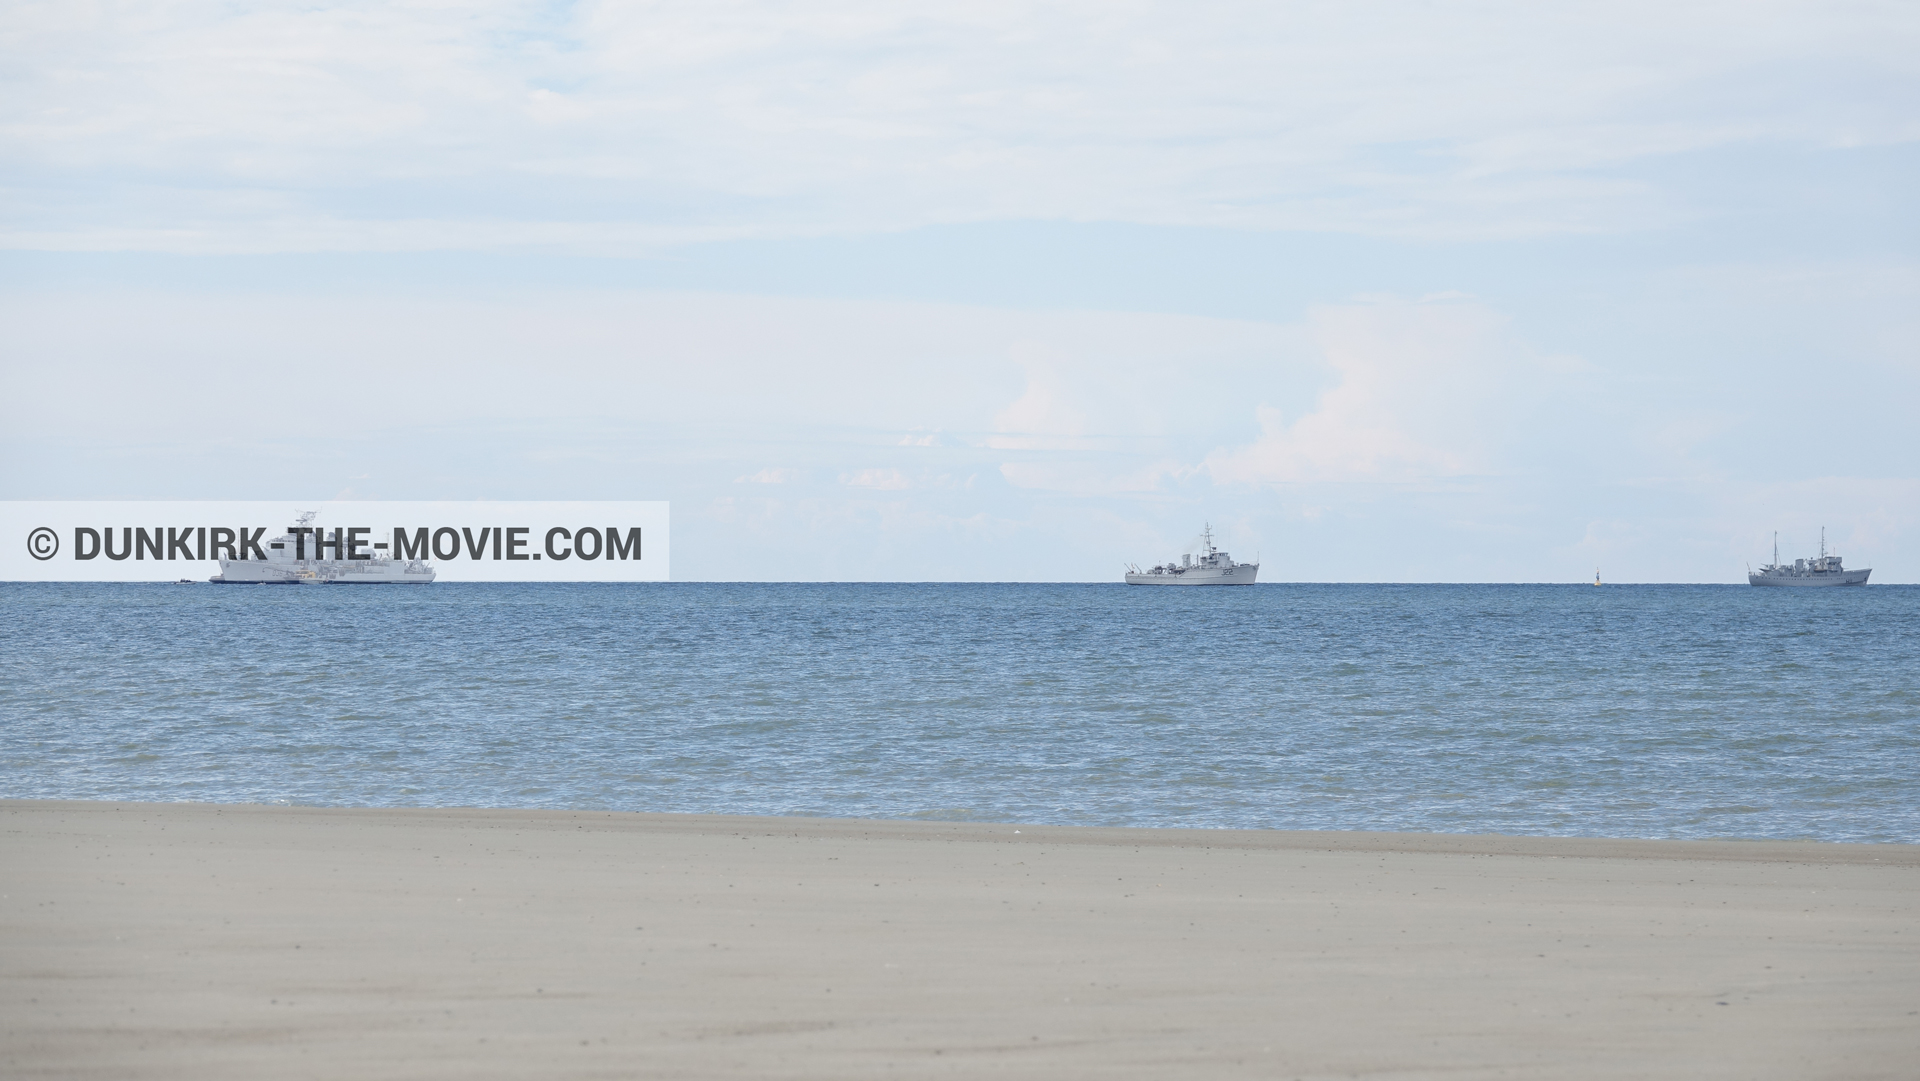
[211,512,435,585]
[1125,524,1258,586]
[1748,529,1869,587]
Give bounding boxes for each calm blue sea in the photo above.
[4,583,1917,842]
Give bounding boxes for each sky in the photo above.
[2,0,1916,581]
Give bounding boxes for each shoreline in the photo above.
[6,799,1917,1078]
[12,796,1916,861]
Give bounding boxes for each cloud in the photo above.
[840,468,912,490]
[1204,298,1565,486]
[987,344,1092,451]
[997,461,1176,495]
[6,1,1914,251]
[736,468,800,484]
[978,327,1314,495]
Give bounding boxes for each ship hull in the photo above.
[217,559,435,585]
[1125,565,1258,586]
[213,561,306,584]
[1748,570,1870,586]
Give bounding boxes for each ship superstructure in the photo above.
[1748,529,1869,587]
[1125,523,1258,586]
[211,511,435,585]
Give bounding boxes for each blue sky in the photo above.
[3,1,1915,580]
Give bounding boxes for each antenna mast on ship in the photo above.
[1820,526,1826,560]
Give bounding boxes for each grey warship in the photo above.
[1749,529,1869,587]
[1125,523,1258,586]
[211,511,435,585]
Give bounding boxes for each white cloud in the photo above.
[997,461,1178,495]
[988,344,1091,451]
[1204,298,1563,486]
[736,468,800,484]
[6,1,1915,250]
[840,468,912,490]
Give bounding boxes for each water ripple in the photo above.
[2,582,1916,841]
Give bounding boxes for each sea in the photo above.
[4,582,1917,843]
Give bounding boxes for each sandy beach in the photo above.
[3,801,1916,1079]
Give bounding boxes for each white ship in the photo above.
[1748,529,1869,587]
[211,512,435,585]
[1125,524,1258,586]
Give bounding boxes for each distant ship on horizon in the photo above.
[212,511,435,585]
[1125,523,1258,586]
[1749,529,1869,587]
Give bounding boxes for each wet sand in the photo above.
[3,800,1916,1079]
